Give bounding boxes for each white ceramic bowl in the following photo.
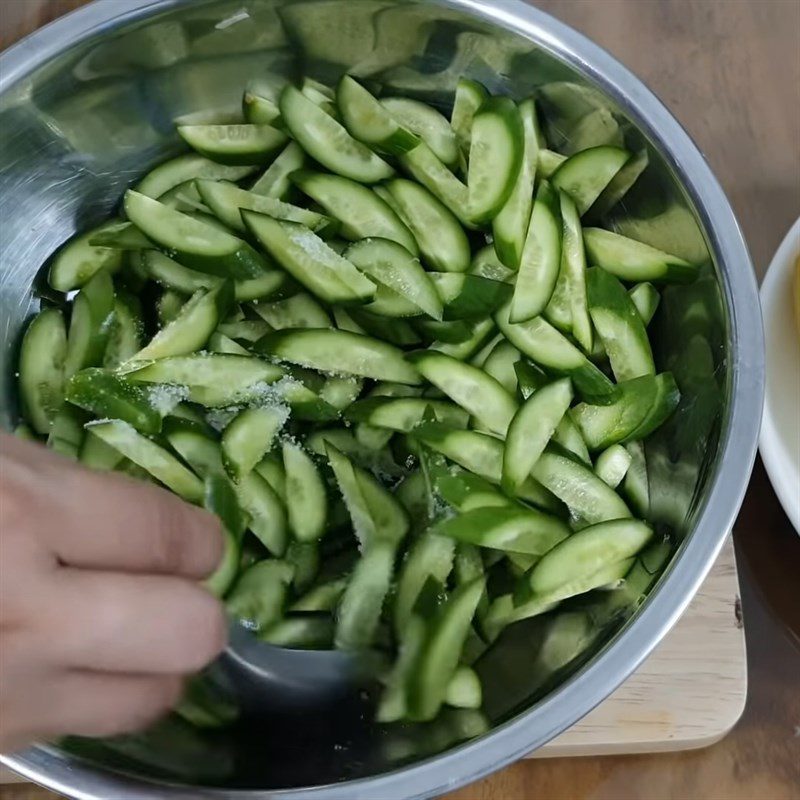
[759,217,800,534]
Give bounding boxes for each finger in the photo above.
[19,670,184,742]
[3,437,223,578]
[42,570,227,674]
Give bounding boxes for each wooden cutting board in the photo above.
[0,539,745,785]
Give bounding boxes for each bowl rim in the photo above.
[0,0,764,798]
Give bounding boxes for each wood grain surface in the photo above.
[1,1,799,799]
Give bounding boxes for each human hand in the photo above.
[0,433,227,752]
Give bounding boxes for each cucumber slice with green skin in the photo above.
[88,420,204,502]
[381,97,458,166]
[467,97,524,224]
[347,309,422,346]
[337,76,420,155]
[249,141,306,199]
[409,351,518,437]
[621,441,649,518]
[177,124,288,166]
[326,444,409,547]
[243,91,282,126]
[48,221,124,292]
[216,320,271,343]
[255,328,422,385]
[430,318,497,362]
[163,422,225,478]
[531,447,631,524]
[203,471,247,545]
[136,154,257,199]
[528,518,652,596]
[64,269,115,378]
[595,444,632,489]
[306,429,403,479]
[204,525,241,598]
[195,180,336,236]
[415,318,472,344]
[19,308,67,434]
[345,239,442,320]
[429,273,513,321]
[66,369,163,434]
[254,453,287,502]
[628,282,660,326]
[493,98,541,269]
[570,374,661,451]
[430,464,513,513]
[399,143,470,225]
[345,397,469,433]
[355,423,393,451]
[361,286,421,320]
[130,282,234,363]
[47,405,86,460]
[585,148,649,223]
[385,179,470,273]
[319,376,363,411]
[514,359,549,399]
[285,540,320,594]
[551,146,631,216]
[394,533,456,637]
[377,615,427,723]
[261,615,334,649]
[291,577,349,613]
[429,505,570,556]
[552,414,592,465]
[124,191,269,279]
[408,577,485,721]
[292,171,418,255]
[221,407,287,480]
[502,378,573,493]
[625,372,680,441]
[481,340,520,395]
[251,293,332,330]
[470,246,516,284]
[335,540,396,651]
[157,180,211,214]
[124,354,285,408]
[226,560,294,630]
[280,86,394,183]
[587,267,655,381]
[445,665,482,709]
[236,470,288,557]
[80,429,124,471]
[156,290,185,329]
[450,78,488,152]
[509,180,562,323]
[243,212,376,305]
[537,149,568,179]
[103,293,143,369]
[283,441,328,543]
[88,222,154,250]
[582,227,697,283]
[495,299,618,403]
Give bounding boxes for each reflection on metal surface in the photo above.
[0,0,761,798]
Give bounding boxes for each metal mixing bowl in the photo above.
[0,1,763,798]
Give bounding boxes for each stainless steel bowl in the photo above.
[0,1,763,798]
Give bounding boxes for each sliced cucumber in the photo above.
[88,420,203,502]
[450,78,488,152]
[429,506,569,556]
[280,85,393,183]
[256,328,421,385]
[251,293,331,330]
[445,665,482,709]
[493,98,540,268]
[250,141,306,198]
[558,190,593,352]
[163,421,224,478]
[79,429,124,471]
[64,269,115,378]
[628,282,661,326]
[283,441,328,542]
[410,351,518,436]
[381,97,458,166]
[470,245,516,284]
[236,470,287,557]
[103,293,144,369]
[156,289,185,329]
[243,90,282,127]
[585,148,649,222]
[429,318,497,362]
[124,191,268,279]
[537,148,568,179]
[377,615,428,723]
[291,577,348,613]
[254,453,288,502]
[429,273,512,321]
[552,414,592,465]
[261,616,334,649]
[345,397,469,433]
[217,320,271,343]
[196,179,335,235]
[292,170,418,254]
[595,444,632,489]
[531,447,631,524]
[622,441,649,517]
[583,227,697,283]
[46,405,86,459]
[337,76,420,155]
[467,97,524,224]
[345,238,442,320]
[48,221,124,292]
[510,180,562,323]
[87,222,153,251]
[222,407,287,479]
[178,123,288,165]
[625,372,680,441]
[399,143,470,225]
[502,378,573,493]
[227,560,294,631]
[19,308,67,434]
[587,267,655,381]
[129,282,233,363]
[385,179,470,273]
[135,153,256,199]
[551,146,630,215]
[480,340,520,394]
[243,212,376,305]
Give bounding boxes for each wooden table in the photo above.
[1,1,799,798]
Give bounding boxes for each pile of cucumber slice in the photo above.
[15,73,695,727]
